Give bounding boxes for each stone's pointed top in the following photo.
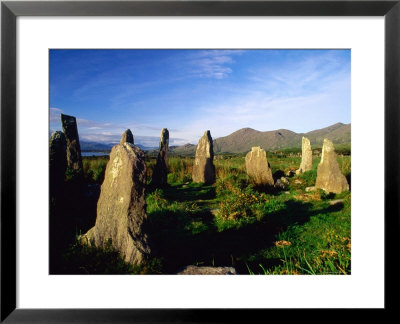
[120,129,134,145]
[250,146,266,158]
[60,113,77,124]
[322,138,334,153]
[60,113,74,119]
[160,128,169,144]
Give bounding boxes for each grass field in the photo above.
[54,151,351,275]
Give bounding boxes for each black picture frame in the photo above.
[1,0,398,322]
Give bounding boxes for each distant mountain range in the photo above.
[77,122,350,155]
[168,122,350,155]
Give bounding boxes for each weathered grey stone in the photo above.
[280,177,289,185]
[315,139,349,194]
[245,146,274,186]
[192,130,216,184]
[61,113,83,171]
[49,131,67,194]
[177,265,237,275]
[81,142,151,265]
[274,179,286,190]
[151,128,169,186]
[296,137,313,174]
[120,129,134,145]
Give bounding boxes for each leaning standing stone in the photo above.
[81,139,151,265]
[192,130,216,184]
[315,139,349,193]
[49,131,67,195]
[61,113,83,171]
[152,128,169,186]
[296,136,313,174]
[120,129,134,145]
[245,146,274,186]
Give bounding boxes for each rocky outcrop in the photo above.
[151,128,169,186]
[120,129,134,145]
[245,146,274,186]
[61,113,83,171]
[192,130,216,184]
[81,137,151,265]
[315,139,349,193]
[296,137,313,174]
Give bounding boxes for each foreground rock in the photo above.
[315,139,349,193]
[296,137,313,174]
[152,128,169,186]
[61,113,83,171]
[120,129,134,145]
[49,131,67,194]
[245,146,274,186]
[192,130,216,184]
[177,265,237,275]
[81,139,151,265]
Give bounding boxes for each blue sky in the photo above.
[50,49,350,147]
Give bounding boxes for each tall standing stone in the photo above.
[245,146,274,186]
[120,129,134,145]
[49,131,67,194]
[296,137,313,174]
[152,128,169,186]
[192,130,216,184]
[61,113,83,171]
[81,136,151,265]
[315,139,349,193]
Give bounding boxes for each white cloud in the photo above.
[49,107,63,122]
[187,50,244,79]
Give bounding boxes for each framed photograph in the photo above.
[1,0,398,321]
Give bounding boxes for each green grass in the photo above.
[54,151,351,275]
[59,237,163,274]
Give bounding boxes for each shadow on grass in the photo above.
[147,192,344,274]
[163,183,216,202]
[50,178,101,274]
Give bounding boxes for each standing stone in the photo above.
[49,131,67,194]
[152,128,169,186]
[245,146,274,186]
[120,129,134,145]
[192,130,216,184]
[61,114,83,171]
[315,139,349,193]
[296,137,313,174]
[81,137,151,265]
